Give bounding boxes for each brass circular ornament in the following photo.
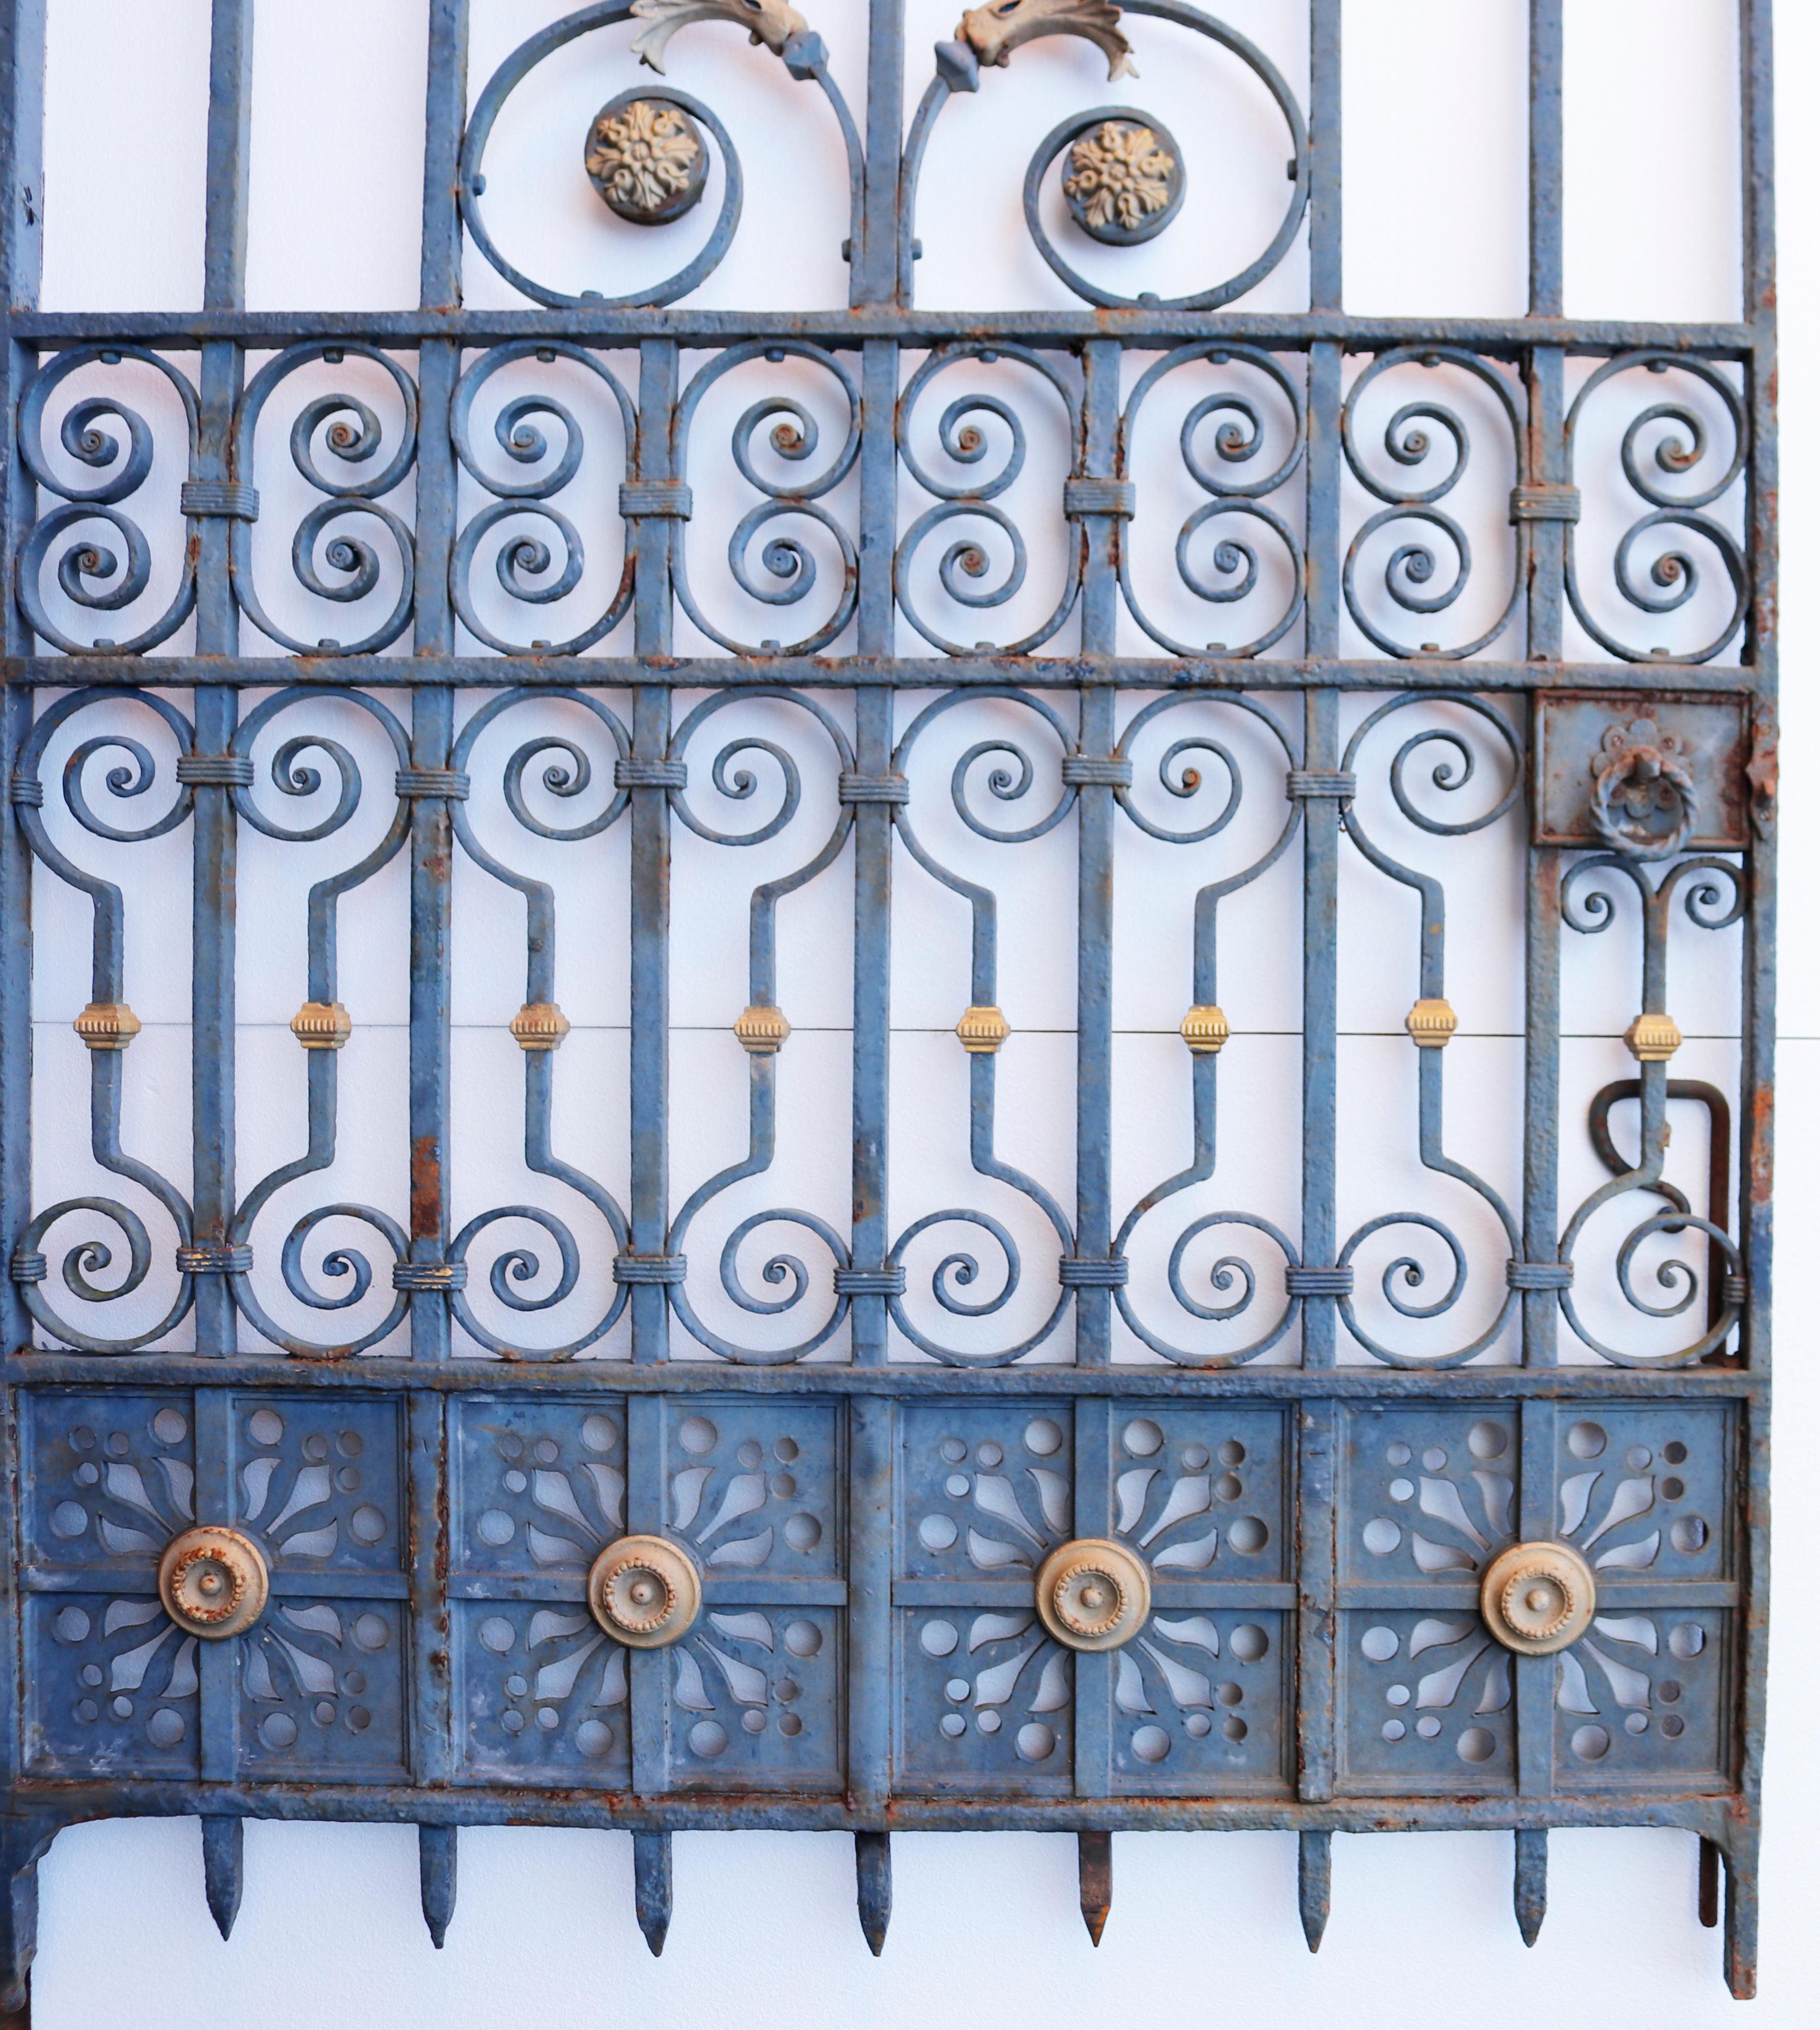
[1479,1540,1596,1657]
[584,91,709,227]
[587,1534,702,1649]
[1035,1538,1151,1653]
[158,1526,269,1641]
[1061,113,1186,247]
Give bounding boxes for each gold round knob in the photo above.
[1479,1540,1595,1656]
[586,1534,702,1649]
[1035,1538,1151,1653]
[158,1526,269,1640]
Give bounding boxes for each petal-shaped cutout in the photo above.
[1412,1532,1478,1574]
[244,1643,279,1702]
[535,1633,604,1702]
[269,1465,335,1536]
[973,1637,1043,1708]
[1416,1640,1488,1709]
[159,1457,194,1521]
[109,1627,173,1692]
[241,1455,278,1523]
[1028,1468,1070,1534]
[707,1527,774,1568]
[1152,1528,1219,1571]
[280,1605,342,1642]
[672,1644,713,1711]
[698,1473,768,1543]
[593,1644,628,1707]
[1418,1477,1487,1550]
[709,1612,774,1650]
[585,1465,625,1533]
[1474,1652,1511,1714]
[670,1466,712,1533]
[1559,1469,1600,1538]
[275,1637,337,1695]
[1471,1471,1513,1541]
[1556,1648,1598,1714]
[1409,1616,1477,1658]
[529,1610,592,1647]
[163,1636,199,1702]
[701,1642,768,1705]
[966,1529,1030,1571]
[526,1526,587,1567]
[1139,1476,1214,1548]
[533,1471,593,1536]
[1583,1477,1654,1550]
[1151,1615,1220,1658]
[1584,1639,1651,1709]
[1031,1648,1071,1712]
[104,1599,162,1637]
[277,1522,339,1560]
[1114,1649,1153,1714]
[968,1612,1033,1652]
[105,1462,159,1518]
[1115,1468,1159,1536]
[98,1519,159,1554]
[1592,1615,1657,1653]
[1594,1530,1660,1571]
[973,1474,1043,1544]
[1138,1637,1212,1710]
[1031,1648,1071,1713]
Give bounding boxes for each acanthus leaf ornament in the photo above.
[584,92,709,225]
[954,0,1137,80]
[630,0,812,73]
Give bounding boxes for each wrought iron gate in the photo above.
[0,0,1774,2008]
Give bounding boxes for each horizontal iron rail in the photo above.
[2,1357,1766,1400]
[0,310,1761,355]
[0,1780,1749,1842]
[0,656,1767,692]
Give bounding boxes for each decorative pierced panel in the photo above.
[0,0,1774,2012]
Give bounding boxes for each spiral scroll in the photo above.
[1565,353,1748,664]
[16,348,200,655]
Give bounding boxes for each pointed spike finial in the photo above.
[1078,1831,1112,1946]
[634,1831,672,1957]
[1298,1831,1331,1953]
[419,1825,457,1949]
[856,1831,891,1956]
[1514,1828,1547,1948]
[201,1815,244,1942]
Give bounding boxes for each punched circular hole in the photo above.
[1567,1421,1607,1460]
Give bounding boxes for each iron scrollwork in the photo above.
[0,0,1773,2006]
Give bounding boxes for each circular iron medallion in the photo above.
[584,92,709,226]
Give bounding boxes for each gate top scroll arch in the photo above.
[458,0,864,310]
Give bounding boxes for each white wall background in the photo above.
[18,0,1820,2021]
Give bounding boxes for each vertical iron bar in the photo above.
[0,0,44,1886]
[194,1388,239,1780]
[191,0,256,1357]
[628,340,677,1364]
[1731,0,1774,1996]
[1514,1398,1557,1798]
[1072,340,1118,1366]
[843,0,906,1885]
[406,1,467,1843]
[1070,1398,1112,1797]
[1521,0,1565,1369]
[1297,0,1344,1832]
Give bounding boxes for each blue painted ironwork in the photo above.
[0,0,1774,2009]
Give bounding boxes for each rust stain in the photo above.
[410,1134,443,1240]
